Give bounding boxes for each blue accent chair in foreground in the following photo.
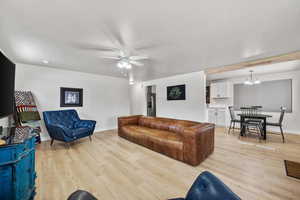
[43,109,96,146]
[169,171,241,200]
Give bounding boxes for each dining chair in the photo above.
[266,107,286,143]
[228,106,240,134]
[243,120,264,141]
[245,106,264,124]
[239,106,264,141]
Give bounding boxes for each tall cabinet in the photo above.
[0,127,36,200]
[208,81,232,127]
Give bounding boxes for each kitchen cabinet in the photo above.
[210,82,230,99]
[208,108,226,127]
[0,127,36,200]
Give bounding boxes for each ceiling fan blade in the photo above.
[129,55,149,61]
[86,46,119,52]
[103,22,125,48]
[134,43,161,51]
[74,43,120,52]
[130,60,144,66]
[101,56,120,60]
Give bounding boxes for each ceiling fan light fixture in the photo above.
[125,63,132,69]
[117,60,126,68]
[117,62,123,68]
[117,60,132,69]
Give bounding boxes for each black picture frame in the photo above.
[60,87,83,107]
[167,84,186,101]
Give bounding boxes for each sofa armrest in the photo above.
[74,120,96,129]
[180,123,215,166]
[118,115,143,136]
[118,115,142,127]
[47,124,73,139]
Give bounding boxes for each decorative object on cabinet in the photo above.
[60,87,83,107]
[43,109,96,146]
[15,91,41,143]
[0,127,37,200]
[167,85,186,100]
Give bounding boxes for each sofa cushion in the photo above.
[71,128,91,138]
[138,116,198,133]
[44,110,80,129]
[121,125,183,150]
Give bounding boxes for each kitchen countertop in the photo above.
[207,105,227,109]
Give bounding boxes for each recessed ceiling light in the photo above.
[42,60,49,64]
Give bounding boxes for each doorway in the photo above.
[146,85,156,117]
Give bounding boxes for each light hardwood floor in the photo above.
[35,128,300,200]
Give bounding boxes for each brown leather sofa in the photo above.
[118,115,215,166]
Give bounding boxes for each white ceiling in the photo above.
[1,0,300,81]
[207,60,300,80]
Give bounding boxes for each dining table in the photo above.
[238,113,272,140]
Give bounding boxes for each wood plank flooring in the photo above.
[35,128,300,200]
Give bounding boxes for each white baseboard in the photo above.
[40,127,117,142]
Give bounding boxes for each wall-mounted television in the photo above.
[0,51,15,118]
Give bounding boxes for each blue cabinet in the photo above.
[0,127,36,200]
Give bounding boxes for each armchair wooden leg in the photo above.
[65,142,71,149]
[280,126,285,143]
[89,136,92,142]
[50,139,54,146]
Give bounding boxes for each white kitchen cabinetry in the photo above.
[216,110,226,127]
[210,82,230,99]
[208,108,226,127]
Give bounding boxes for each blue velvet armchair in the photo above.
[43,109,96,145]
[169,171,241,200]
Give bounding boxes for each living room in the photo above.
[1,1,300,200]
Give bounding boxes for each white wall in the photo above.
[130,71,207,122]
[14,63,130,141]
[209,70,300,134]
[129,82,146,115]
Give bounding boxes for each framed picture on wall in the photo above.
[167,84,186,100]
[60,87,83,107]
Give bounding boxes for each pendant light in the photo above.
[244,70,261,85]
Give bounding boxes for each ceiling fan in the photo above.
[76,22,161,70]
[100,49,149,70]
[76,22,162,83]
